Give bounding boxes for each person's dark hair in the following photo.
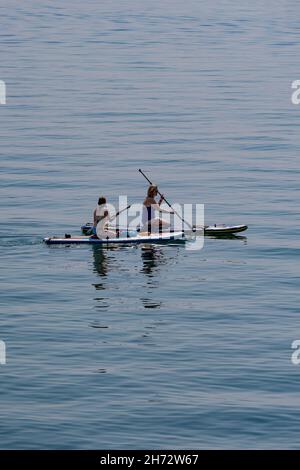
[98,196,106,205]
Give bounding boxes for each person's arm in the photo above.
[99,210,109,221]
[152,202,174,214]
[159,206,174,214]
[95,209,109,225]
[158,194,164,206]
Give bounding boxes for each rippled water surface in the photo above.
[0,0,300,449]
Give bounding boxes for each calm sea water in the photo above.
[0,0,300,449]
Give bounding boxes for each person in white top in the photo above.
[93,197,116,239]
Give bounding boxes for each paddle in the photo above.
[108,204,131,223]
[138,169,195,231]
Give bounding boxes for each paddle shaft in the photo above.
[109,205,131,222]
[138,169,194,230]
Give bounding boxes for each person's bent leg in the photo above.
[150,218,170,233]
